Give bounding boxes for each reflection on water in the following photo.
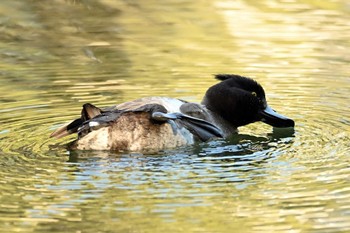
[0,0,350,232]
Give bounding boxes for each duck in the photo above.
[50,74,294,152]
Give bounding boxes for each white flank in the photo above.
[116,97,187,113]
[89,121,100,127]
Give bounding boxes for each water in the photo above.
[0,0,349,232]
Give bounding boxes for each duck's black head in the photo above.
[202,74,294,128]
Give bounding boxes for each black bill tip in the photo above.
[259,105,295,128]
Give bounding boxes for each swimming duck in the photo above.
[50,74,294,152]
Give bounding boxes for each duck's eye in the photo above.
[251,92,257,97]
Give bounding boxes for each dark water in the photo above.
[0,0,349,232]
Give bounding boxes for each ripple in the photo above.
[1,0,350,232]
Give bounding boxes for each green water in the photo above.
[0,0,349,232]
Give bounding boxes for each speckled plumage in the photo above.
[71,112,194,152]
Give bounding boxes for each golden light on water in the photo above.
[0,0,349,232]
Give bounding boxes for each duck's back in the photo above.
[110,97,185,113]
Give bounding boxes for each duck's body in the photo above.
[71,97,207,152]
[51,74,294,152]
[71,110,194,152]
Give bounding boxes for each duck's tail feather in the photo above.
[77,110,124,136]
[50,103,102,139]
[81,103,102,120]
[50,118,84,139]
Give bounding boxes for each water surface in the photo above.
[0,0,349,232]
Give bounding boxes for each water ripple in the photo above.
[1,0,350,232]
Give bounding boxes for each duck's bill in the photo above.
[259,105,295,128]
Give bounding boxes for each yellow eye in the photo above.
[251,92,257,97]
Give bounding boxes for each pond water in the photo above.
[0,0,349,232]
